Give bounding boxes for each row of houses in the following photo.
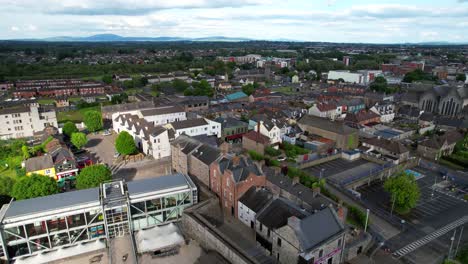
[170,135,348,264]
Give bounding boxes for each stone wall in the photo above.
[188,155,210,187]
[242,137,265,155]
[182,200,259,264]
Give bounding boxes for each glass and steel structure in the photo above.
[0,173,197,262]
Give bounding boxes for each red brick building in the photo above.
[12,79,110,98]
[210,155,266,217]
[344,110,381,126]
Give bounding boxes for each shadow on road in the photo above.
[113,168,137,181]
[86,138,103,148]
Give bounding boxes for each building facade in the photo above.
[0,174,197,262]
[0,105,58,139]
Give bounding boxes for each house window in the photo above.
[338,239,342,247]
[267,229,270,237]
[260,223,263,231]
[319,249,323,258]
[277,237,281,247]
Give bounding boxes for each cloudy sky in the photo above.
[2,0,468,43]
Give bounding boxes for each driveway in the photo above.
[113,158,172,182]
[86,133,117,166]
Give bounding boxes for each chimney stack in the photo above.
[292,177,300,186]
[232,156,241,167]
[312,186,321,197]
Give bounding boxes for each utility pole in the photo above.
[390,194,396,216]
[431,171,437,199]
[449,229,457,260]
[455,226,464,258]
[364,209,370,232]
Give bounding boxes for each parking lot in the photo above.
[356,166,468,264]
[304,158,381,185]
[85,132,117,166]
[84,132,172,182]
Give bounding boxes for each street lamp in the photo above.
[390,194,396,216]
[364,209,370,232]
[320,168,325,180]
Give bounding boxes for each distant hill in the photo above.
[19,34,252,42]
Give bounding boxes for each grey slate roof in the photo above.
[292,207,344,251]
[192,144,221,165]
[239,187,272,213]
[25,155,54,172]
[218,156,262,183]
[140,105,185,116]
[256,198,309,229]
[4,188,99,219]
[298,115,356,135]
[264,167,334,210]
[171,118,208,130]
[0,106,30,115]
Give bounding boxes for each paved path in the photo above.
[325,183,400,240]
[109,236,137,264]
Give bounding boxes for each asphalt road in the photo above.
[357,166,468,264]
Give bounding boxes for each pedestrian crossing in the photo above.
[393,215,468,258]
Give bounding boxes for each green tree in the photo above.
[83,111,103,132]
[369,76,388,92]
[115,131,137,155]
[76,164,112,189]
[456,73,466,82]
[184,80,214,97]
[21,145,30,159]
[102,75,113,84]
[242,84,256,95]
[11,174,58,200]
[384,172,421,214]
[0,177,15,196]
[71,132,88,149]
[63,121,78,137]
[172,79,190,92]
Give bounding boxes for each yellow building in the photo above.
[25,155,57,180]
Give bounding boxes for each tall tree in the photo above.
[102,75,113,84]
[115,131,137,155]
[71,132,88,149]
[384,172,421,214]
[76,164,112,189]
[83,110,103,132]
[0,177,15,196]
[11,174,58,200]
[63,121,78,137]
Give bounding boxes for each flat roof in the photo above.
[2,173,196,221]
[3,188,99,220]
[127,173,195,197]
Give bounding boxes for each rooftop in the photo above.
[25,155,54,172]
[256,198,309,229]
[170,118,208,130]
[3,188,99,220]
[288,207,344,251]
[140,105,185,116]
[298,115,356,135]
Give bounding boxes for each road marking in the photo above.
[393,215,468,258]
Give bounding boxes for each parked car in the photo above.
[277,156,287,161]
[102,129,112,136]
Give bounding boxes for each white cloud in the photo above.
[10,26,19,31]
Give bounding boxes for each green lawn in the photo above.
[37,98,56,105]
[57,106,101,123]
[124,88,144,95]
[68,96,83,103]
[271,86,296,95]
